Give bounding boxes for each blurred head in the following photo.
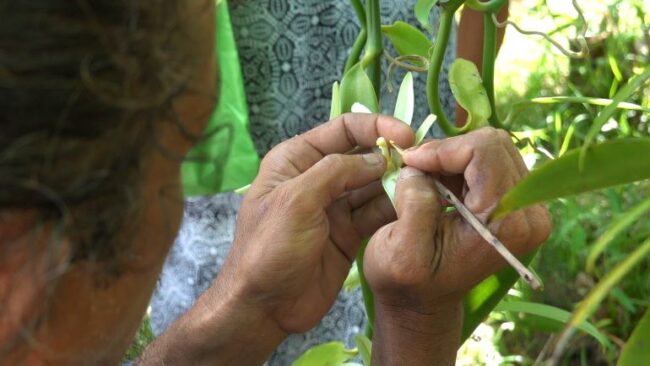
[0,0,217,363]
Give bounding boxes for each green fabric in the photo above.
[181,0,260,196]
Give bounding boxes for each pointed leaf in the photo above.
[414,0,436,33]
[493,138,650,220]
[586,197,650,273]
[292,342,357,366]
[495,301,610,347]
[449,58,491,131]
[330,81,341,119]
[415,114,437,144]
[354,334,372,366]
[618,308,650,366]
[581,67,650,159]
[381,21,433,59]
[340,64,379,114]
[394,72,415,125]
[343,263,361,292]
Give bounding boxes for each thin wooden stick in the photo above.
[433,180,542,290]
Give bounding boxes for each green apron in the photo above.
[181,0,259,196]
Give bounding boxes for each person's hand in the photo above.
[363,127,551,365]
[219,113,414,334]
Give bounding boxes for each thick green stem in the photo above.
[363,0,382,99]
[344,0,367,74]
[356,240,375,339]
[426,9,460,136]
[482,11,504,128]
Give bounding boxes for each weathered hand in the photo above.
[365,127,551,315]
[222,113,414,334]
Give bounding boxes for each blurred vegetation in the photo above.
[482,0,650,364]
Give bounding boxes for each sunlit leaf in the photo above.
[581,67,650,161]
[330,82,341,119]
[586,197,650,273]
[354,334,372,366]
[340,64,379,113]
[415,114,437,144]
[381,21,433,59]
[292,342,357,366]
[414,0,436,32]
[449,58,491,131]
[495,300,610,347]
[493,138,650,220]
[618,308,650,366]
[531,96,650,114]
[393,72,415,125]
[555,238,650,357]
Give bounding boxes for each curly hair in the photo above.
[0,0,197,276]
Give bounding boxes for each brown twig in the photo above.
[433,180,543,290]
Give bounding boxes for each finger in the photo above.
[260,114,414,180]
[499,130,529,179]
[403,127,522,217]
[287,153,387,208]
[351,194,396,238]
[346,180,384,210]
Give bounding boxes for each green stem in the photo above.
[344,29,368,74]
[482,11,504,128]
[356,240,375,339]
[363,0,382,99]
[426,9,460,136]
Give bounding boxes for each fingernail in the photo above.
[399,167,424,180]
[362,153,384,165]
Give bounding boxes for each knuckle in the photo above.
[319,154,347,170]
[497,129,513,145]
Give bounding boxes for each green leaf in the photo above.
[530,96,650,114]
[354,334,372,366]
[557,238,650,351]
[493,138,650,220]
[292,342,357,366]
[343,263,361,293]
[381,163,400,207]
[618,308,650,366]
[414,0,436,32]
[415,114,437,144]
[462,252,536,341]
[393,72,415,125]
[339,64,379,114]
[495,300,610,348]
[586,197,650,273]
[330,81,341,119]
[449,58,491,131]
[581,67,650,161]
[381,21,433,59]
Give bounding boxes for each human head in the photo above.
[0,0,217,363]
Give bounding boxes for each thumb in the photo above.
[393,167,443,265]
[365,167,443,292]
[288,153,387,208]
